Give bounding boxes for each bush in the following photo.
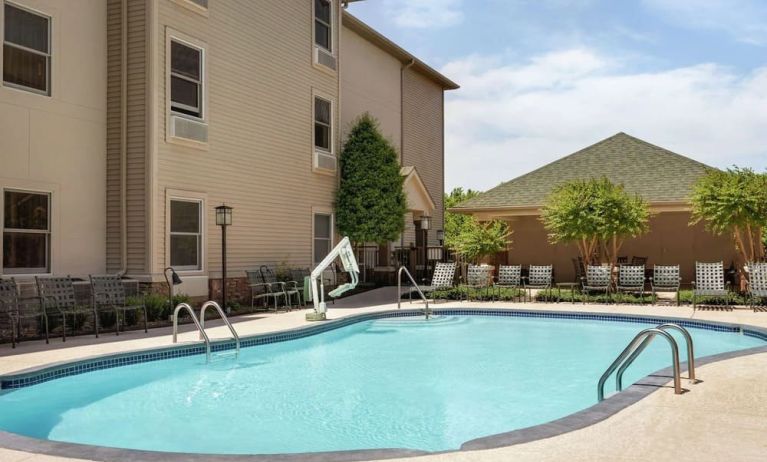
[402,286,526,301]
[129,293,190,321]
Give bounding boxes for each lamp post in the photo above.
[420,215,431,280]
[215,204,233,313]
[163,267,182,317]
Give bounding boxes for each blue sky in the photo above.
[347,0,767,191]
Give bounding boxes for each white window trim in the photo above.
[1,1,52,96]
[166,190,206,275]
[312,208,334,268]
[313,0,333,53]
[1,187,52,275]
[169,0,209,17]
[312,89,336,175]
[165,28,209,149]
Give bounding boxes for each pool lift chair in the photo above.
[307,237,360,321]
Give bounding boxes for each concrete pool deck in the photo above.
[1,287,766,461]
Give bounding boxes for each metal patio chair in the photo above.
[572,257,585,283]
[746,262,767,310]
[631,256,648,266]
[36,276,95,341]
[90,275,147,336]
[1,278,49,347]
[581,265,612,304]
[418,261,457,302]
[494,265,522,301]
[615,265,646,303]
[649,265,682,306]
[523,265,553,302]
[247,268,286,311]
[262,265,303,309]
[464,265,493,301]
[692,261,730,309]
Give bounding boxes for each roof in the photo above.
[454,132,714,211]
[341,11,460,90]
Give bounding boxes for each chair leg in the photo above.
[143,306,148,333]
[115,308,121,336]
[11,317,17,349]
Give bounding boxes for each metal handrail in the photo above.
[172,303,211,363]
[598,327,682,401]
[199,300,241,358]
[616,323,696,391]
[397,266,430,318]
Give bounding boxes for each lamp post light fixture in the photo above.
[215,204,233,313]
[163,267,182,318]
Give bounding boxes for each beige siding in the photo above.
[402,68,445,246]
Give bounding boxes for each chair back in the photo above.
[618,265,645,287]
[695,261,725,291]
[631,256,648,266]
[616,256,628,265]
[36,276,77,310]
[430,262,456,288]
[89,275,126,306]
[467,265,491,287]
[498,265,521,286]
[528,265,553,286]
[585,265,611,287]
[652,265,681,289]
[0,278,18,312]
[259,266,278,284]
[748,262,767,292]
[572,258,585,281]
[245,270,262,285]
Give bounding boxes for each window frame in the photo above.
[313,0,333,53]
[168,197,203,272]
[1,188,51,275]
[169,37,204,120]
[313,95,332,153]
[2,1,52,96]
[312,210,334,268]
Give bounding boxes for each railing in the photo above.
[172,303,211,363]
[397,266,430,318]
[199,300,240,359]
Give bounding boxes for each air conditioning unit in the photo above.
[314,46,337,71]
[170,114,208,143]
[314,151,337,171]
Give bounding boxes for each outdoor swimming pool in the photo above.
[0,312,764,456]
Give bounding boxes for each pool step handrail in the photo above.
[597,327,683,401]
[172,303,211,363]
[397,266,430,318]
[615,323,696,392]
[199,300,240,358]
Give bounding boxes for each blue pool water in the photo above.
[0,314,763,454]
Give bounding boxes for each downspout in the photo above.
[146,0,158,282]
[119,0,128,276]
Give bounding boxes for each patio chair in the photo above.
[615,265,646,303]
[572,257,585,282]
[631,256,648,266]
[36,276,95,341]
[692,261,730,309]
[464,265,492,301]
[1,278,49,347]
[418,261,457,302]
[746,262,767,310]
[581,265,612,304]
[261,265,303,309]
[523,265,553,302]
[616,256,628,265]
[649,265,682,306]
[494,265,522,301]
[246,268,285,311]
[90,275,147,336]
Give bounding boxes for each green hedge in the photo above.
[402,286,526,301]
[533,289,763,306]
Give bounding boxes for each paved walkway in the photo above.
[1,287,766,461]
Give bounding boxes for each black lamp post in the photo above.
[420,215,431,280]
[215,204,233,313]
[163,267,182,315]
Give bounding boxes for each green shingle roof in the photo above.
[454,132,713,210]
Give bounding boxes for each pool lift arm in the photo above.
[307,236,359,321]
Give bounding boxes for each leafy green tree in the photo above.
[540,177,650,265]
[336,114,407,244]
[451,219,512,264]
[690,167,767,263]
[444,187,480,250]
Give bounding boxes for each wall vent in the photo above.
[170,115,208,143]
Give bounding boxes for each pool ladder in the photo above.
[598,323,697,401]
[172,301,241,363]
[397,266,431,319]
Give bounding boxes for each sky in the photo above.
[346,0,767,192]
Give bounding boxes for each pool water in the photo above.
[0,315,763,454]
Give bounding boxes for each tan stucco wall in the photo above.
[502,211,739,283]
[0,0,106,279]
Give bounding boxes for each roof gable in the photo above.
[455,133,713,210]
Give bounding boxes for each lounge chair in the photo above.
[581,265,612,304]
[746,262,767,310]
[1,278,49,347]
[649,265,682,306]
[36,276,95,341]
[90,275,147,336]
[524,265,553,302]
[418,261,457,302]
[615,265,646,303]
[261,266,303,309]
[692,261,730,309]
[464,264,492,301]
[494,265,522,301]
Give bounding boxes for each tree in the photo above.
[444,187,480,251]
[451,219,512,264]
[336,114,407,244]
[540,177,650,265]
[690,167,767,264]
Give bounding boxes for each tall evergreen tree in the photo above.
[336,114,407,244]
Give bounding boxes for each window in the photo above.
[170,40,203,119]
[314,0,331,52]
[2,190,50,273]
[170,199,202,270]
[188,0,207,7]
[314,96,332,152]
[3,2,51,95]
[313,213,332,265]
